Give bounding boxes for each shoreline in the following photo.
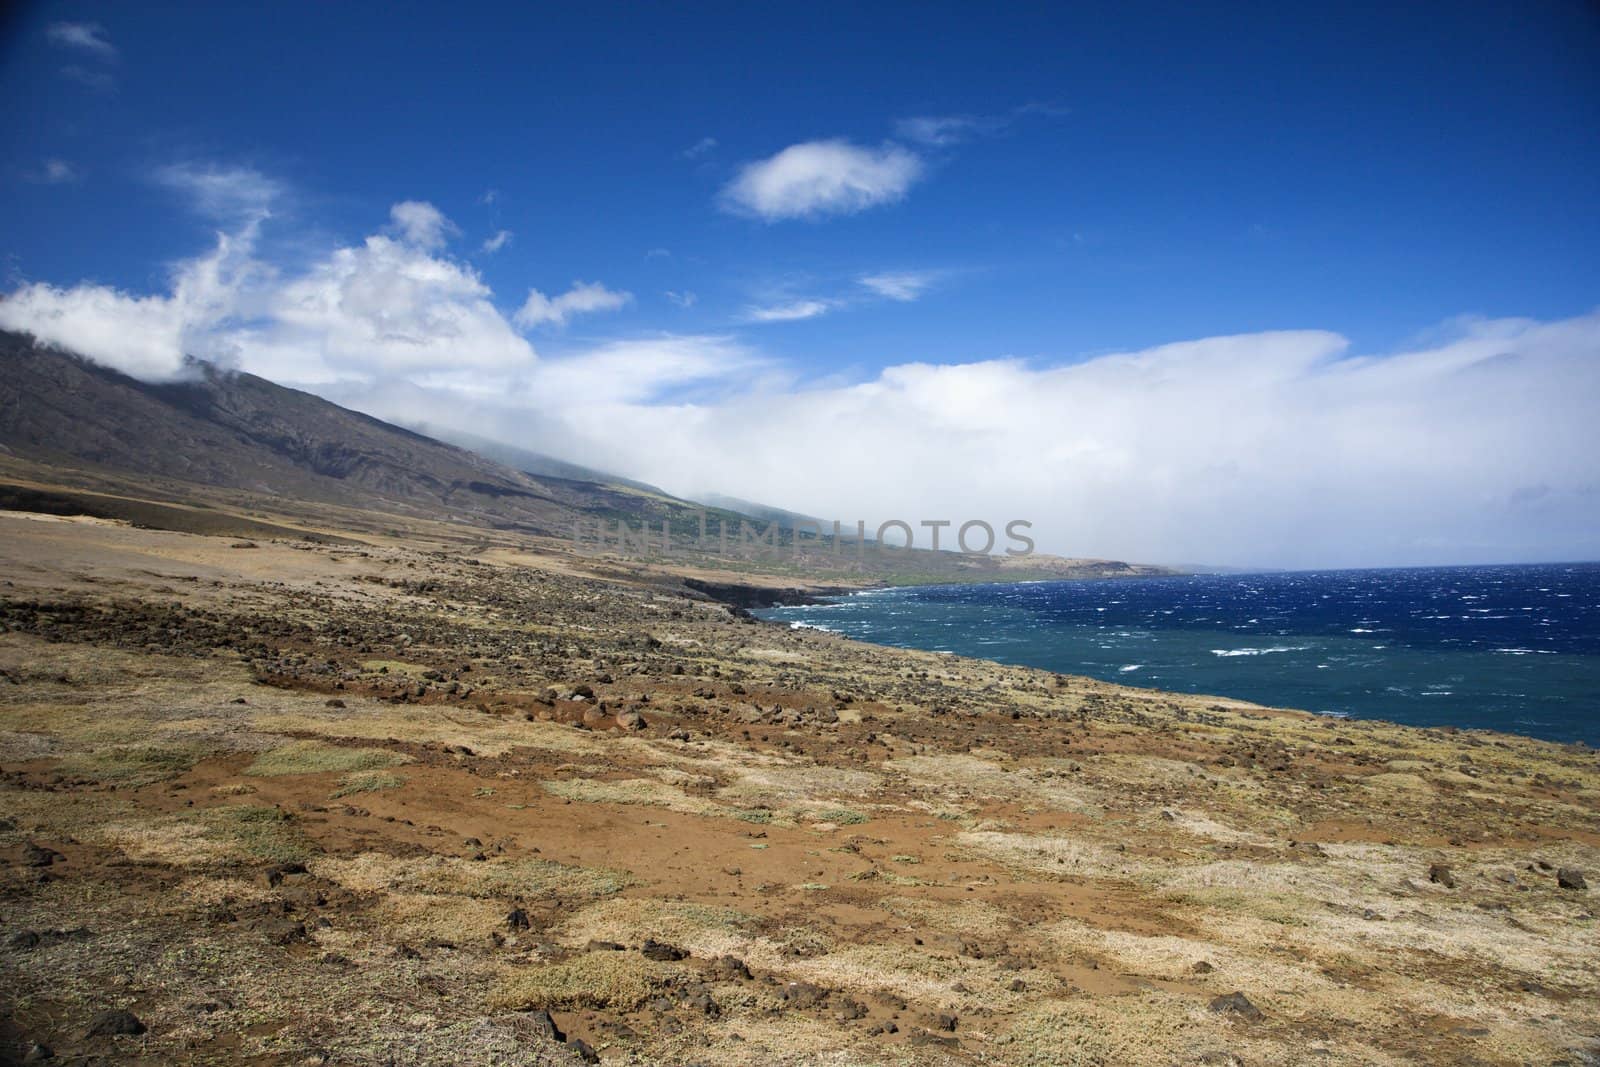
[754,576,1600,749]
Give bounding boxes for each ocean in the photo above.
[755,563,1600,745]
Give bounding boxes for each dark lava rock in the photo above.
[21,842,61,868]
[1557,868,1588,891]
[8,930,41,950]
[1208,992,1262,1020]
[833,997,868,1022]
[505,907,531,931]
[1192,960,1215,974]
[1428,863,1457,889]
[567,1037,599,1063]
[779,981,829,1009]
[22,1044,53,1062]
[709,954,752,980]
[262,862,308,887]
[262,919,308,945]
[523,1009,564,1042]
[85,1010,146,1037]
[641,938,687,961]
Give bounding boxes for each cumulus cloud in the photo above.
[0,188,530,382]
[481,229,513,254]
[721,140,923,221]
[514,282,632,329]
[389,201,458,250]
[0,228,262,379]
[47,21,116,58]
[859,271,937,301]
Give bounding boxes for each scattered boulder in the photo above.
[505,908,531,931]
[641,938,687,961]
[21,842,61,868]
[709,955,752,981]
[1208,992,1262,1020]
[522,1009,564,1042]
[1192,960,1215,974]
[616,710,646,731]
[22,1043,52,1062]
[567,1037,599,1063]
[779,981,829,1009]
[1557,868,1588,891]
[85,1010,146,1038]
[1428,863,1457,889]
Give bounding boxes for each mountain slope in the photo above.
[0,330,704,536]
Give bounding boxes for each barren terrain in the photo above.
[2,509,1597,1065]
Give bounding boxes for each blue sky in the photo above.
[2,2,1598,567]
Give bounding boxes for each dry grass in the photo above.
[245,740,412,777]
[488,952,685,1011]
[330,769,407,797]
[313,851,629,900]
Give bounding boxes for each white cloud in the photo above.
[154,163,281,222]
[0,191,530,383]
[344,313,1600,570]
[894,115,996,146]
[860,271,937,302]
[0,228,262,379]
[389,201,457,250]
[721,140,923,221]
[482,229,513,254]
[252,235,532,379]
[681,137,718,159]
[744,299,834,323]
[514,282,632,329]
[665,290,697,308]
[47,22,116,58]
[26,159,81,184]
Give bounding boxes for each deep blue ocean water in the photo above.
[755,563,1600,745]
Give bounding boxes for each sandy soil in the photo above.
[1,510,1596,1065]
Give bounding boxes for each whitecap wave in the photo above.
[1210,645,1312,657]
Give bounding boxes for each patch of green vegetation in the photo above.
[815,808,868,825]
[246,740,412,777]
[330,770,406,798]
[732,808,774,824]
